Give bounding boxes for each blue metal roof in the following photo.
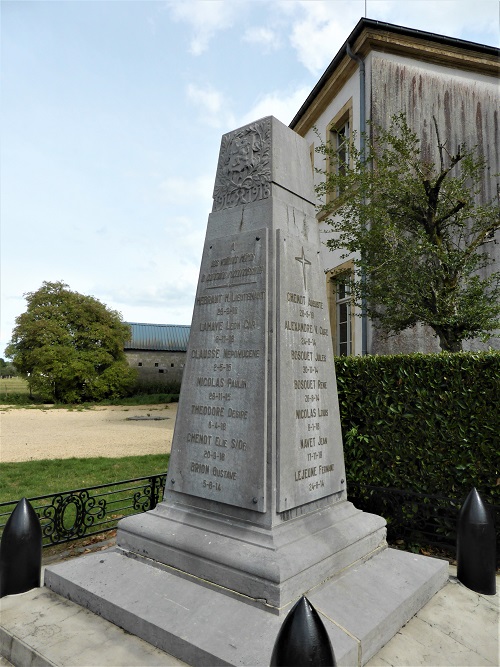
[124,323,191,352]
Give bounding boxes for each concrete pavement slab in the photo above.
[1,564,498,667]
[366,569,499,667]
[0,587,187,667]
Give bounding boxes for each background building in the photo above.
[124,323,190,387]
[291,18,499,356]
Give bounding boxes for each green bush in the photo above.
[335,351,500,507]
[133,380,182,395]
[0,392,49,406]
[94,393,179,406]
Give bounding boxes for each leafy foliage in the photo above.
[5,281,137,403]
[335,351,500,507]
[316,113,500,351]
[0,358,18,377]
[133,379,182,394]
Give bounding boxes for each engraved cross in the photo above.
[295,247,311,291]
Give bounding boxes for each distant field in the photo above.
[0,377,28,394]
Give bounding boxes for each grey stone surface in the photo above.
[366,567,499,667]
[115,498,387,609]
[44,116,449,665]
[309,549,449,665]
[44,548,447,667]
[110,116,366,608]
[276,230,345,511]
[124,349,187,386]
[164,115,341,528]
[0,587,187,666]
[169,228,268,512]
[2,565,496,667]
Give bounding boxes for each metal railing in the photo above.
[348,483,500,563]
[0,473,167,548]
[1,477,497,562]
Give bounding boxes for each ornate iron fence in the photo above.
[0,473,167,548]
[348,483,500,564]
[2,476,497,561]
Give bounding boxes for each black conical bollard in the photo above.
[0,498,42,598]
[270,596,336,667]
[457,488,496,595]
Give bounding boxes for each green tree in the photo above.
[0,358,17,377]
[316,113,500,352]
[5,281,137,402]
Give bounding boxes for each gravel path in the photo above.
[0,404,178,462]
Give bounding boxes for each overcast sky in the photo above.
[1,0,499,356]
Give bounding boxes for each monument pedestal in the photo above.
[45,117,448,665]
[45,546,447,666]
[115,498,387,610]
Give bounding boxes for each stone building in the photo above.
[124,323,190,387]
[290,18,499,355]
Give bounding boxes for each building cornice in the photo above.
[291,18,500,136]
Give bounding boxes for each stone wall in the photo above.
[124,350,186,386]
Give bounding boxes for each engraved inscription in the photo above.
[278,232,344,512]
[295,247,312,290]
[170,230,267,512]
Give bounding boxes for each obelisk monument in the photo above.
[116,115,386,606]
[46,117,448,666]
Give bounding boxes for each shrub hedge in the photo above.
[334,351,500,507]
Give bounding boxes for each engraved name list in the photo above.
[169,229,268,512]
[277,233,343,512]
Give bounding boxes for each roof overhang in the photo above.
[290,18,500,136]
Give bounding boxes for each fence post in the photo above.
[457,488,496,595]
[270,596,336,666]
[0,498,42,598]
[150,476,158,510]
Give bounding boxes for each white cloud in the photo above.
[186,83,236,128]
[239,85,313,127]
[277,1,363,76]
[98,280,198,326]
[159,173,213,207]
[187,83,223,115]
[274,0,499,77]
[243,26,281,52]
[167,0,246,55]
[367,0,500,46]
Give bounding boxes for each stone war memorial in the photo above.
[45,117,448,666]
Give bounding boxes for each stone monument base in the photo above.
[45,545,447,666]
[114,498,387,610]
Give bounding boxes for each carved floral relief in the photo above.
[212,118,271,211]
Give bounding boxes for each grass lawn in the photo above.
[0,387,179,407]
[0,454,169,504]
[0,376,29,395]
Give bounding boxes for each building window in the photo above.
[326,100,353,205]
[335,275,352,356]
[158,369,164,374]
[326,262,354,356]
[154,362,159,367]
[138,362,142,367]
[329,120,349,196]
[171,363,174,367]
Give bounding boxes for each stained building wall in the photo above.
[369,52,499,354]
